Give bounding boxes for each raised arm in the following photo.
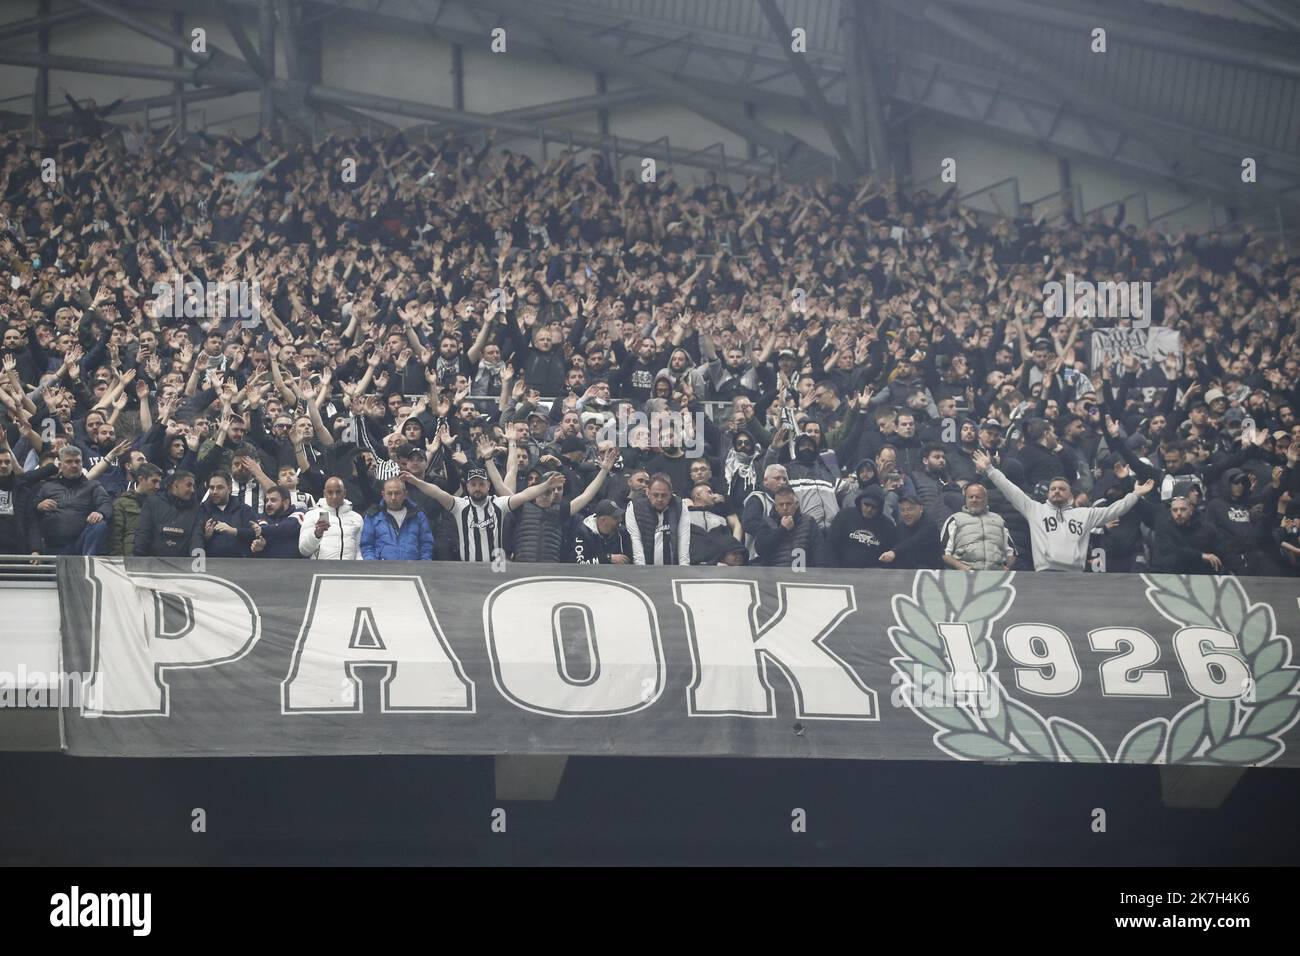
[974,449,1034,517]
[569,447,617,513]
[1084,478,1155,531]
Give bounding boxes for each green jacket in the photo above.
[108,489,146,556]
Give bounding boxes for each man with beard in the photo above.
[627,473,693,566]
[704,344,766,402]
[251,486,305,558]
[399,447,568,562]
[1151,496,1223,574]
[614,336,668,404]
[974,449,1154,572]
[910,443,962,525]
[826,485,896,568]
[512,448,617,563]
[200,471,258,558]
[722,429,760,511]
[133,470,204,557]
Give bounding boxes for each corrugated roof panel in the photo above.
[552,0,1299,158]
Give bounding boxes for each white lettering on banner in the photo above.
[484,577,664,715]
[1002,623,1082,696]
[1172,626,1250,699]
[1089,327,1181,372]
[82,559,260,716]
[1088,627,1171,697]
[673,580,876,719]
[282,576,474,713]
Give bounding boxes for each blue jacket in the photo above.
[361,507,434,560]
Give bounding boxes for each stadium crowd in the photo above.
[1,122,1298,575]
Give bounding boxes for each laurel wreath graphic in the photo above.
[888,571,1300,765]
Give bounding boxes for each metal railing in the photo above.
[0,555,57,584]
[1025,184,1082,223]
[1084,191,1150,228]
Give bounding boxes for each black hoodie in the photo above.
[826,488,896,568]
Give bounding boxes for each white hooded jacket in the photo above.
[298,499,365,560]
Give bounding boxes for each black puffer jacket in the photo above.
[132,491,204,557]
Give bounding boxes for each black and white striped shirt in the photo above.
[448,494,512,561]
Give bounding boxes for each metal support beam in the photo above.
[0,8,86,43]
[1235,0,1300,32]
[274,0,302,81]
[875,0,1190,179]
[450,42,464,111]
[757,0,860,175]
[594,72,609,136]
[222,0,273,81]
[34,0,51,126]
[453,0,832,176]
[66,0,256,80]
[939,0,1300,79]
[172,10,187,130]
[257,0,276,129]
[841,0,891,176]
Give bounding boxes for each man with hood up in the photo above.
[765,429,839,529]
[1207,468,1268,575]
[826,485,896,568]
[661,346,708,398]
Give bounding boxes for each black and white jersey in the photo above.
[448,494,512,561]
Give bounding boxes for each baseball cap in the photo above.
[899,492,923,506]
[559,435,587,454]
[856,486,885,508]
[1031,337,1052,350]
[395,443,425,460]
[593,500,623,519]
[464,467,489,482]
[979,419,1002,432]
